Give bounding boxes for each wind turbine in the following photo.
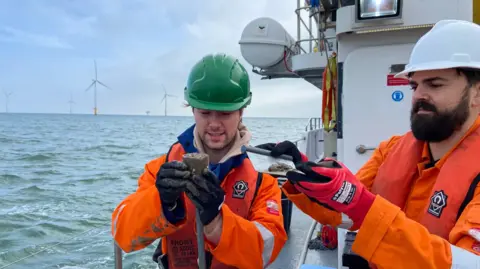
[84,60,111,115]
[3,90,13,113]
[68,93,75,114]
[160,85,177,116]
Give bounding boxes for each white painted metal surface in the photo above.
[239,17,298,69]
[240,1,479,268]
[292,53,330,73]
[336,0,473,35]
[341,43,414,173]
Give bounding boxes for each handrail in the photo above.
[293,137,305,147]
[296,220,318,269]
[296,0,316,53]
[295,0,337,54]
[305,117,323,131]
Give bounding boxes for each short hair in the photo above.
[407,68,480,86]
[456,68,480,86]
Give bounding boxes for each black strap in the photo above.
[247,172,264,214]
[165,141,179,162]
[456,173,480,220]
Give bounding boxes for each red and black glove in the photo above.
[256,141,336,208]
[286,158,376,228]
[255,140,308,163]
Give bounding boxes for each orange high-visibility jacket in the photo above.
[112,142,287,268]
[283,117,480,269]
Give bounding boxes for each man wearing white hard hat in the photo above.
[263,19,480,268]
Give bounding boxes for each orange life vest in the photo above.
[161,142,263,269]
[371,126,480,239]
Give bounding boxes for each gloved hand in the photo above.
[185,170,225,225]
[155,161,192,210]
[286,158,375,227]
[255,140,308,163]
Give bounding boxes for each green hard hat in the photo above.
[184,53,252,111]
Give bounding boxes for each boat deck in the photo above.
[268,205,337,269]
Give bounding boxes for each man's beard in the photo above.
[410,89,470,142]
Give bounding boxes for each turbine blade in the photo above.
[96,80,112,90]
[160,96,165,104]
[3,90,13,97]
[85,81,95,91]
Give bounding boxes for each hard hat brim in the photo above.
[187,95,252,112]
[395,61,480,78]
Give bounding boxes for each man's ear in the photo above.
[239,108,244,117]
[472,82,480,108]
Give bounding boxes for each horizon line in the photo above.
[0,111,312,119]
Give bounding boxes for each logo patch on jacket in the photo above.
[468,228,480,242]
[428,190,448,218]
[266,199,279,215]
[232,180,248,199]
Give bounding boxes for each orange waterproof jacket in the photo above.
[112,126,287,268]
[282,117,480,269]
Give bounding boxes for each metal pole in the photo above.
[196,211,206,269]
[309,13,313,52]
[94,82,97,115]
[242,145,294,161]
[114,242,123,269]
[182,153,209,269]
[297,0,301,41]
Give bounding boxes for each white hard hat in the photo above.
[395,20,480,78]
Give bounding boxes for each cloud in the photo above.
[0,26,72,49]
[0,0,323,118]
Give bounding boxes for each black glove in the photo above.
[184,170,225,225]
[256,140,307,163]
[155,161,192,209]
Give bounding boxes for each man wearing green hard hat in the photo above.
[111,53,287,269]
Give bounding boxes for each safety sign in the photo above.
[391,90,404,102]
[387,74,409,86]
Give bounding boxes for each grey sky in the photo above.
[0,0,322,118]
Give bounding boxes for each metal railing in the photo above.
[305,117,323,131]
[294,0,337,54]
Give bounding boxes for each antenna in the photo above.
[68,93,75,114]
[160,84,177,116]
[3,90,13,113]
[84,60,112,115]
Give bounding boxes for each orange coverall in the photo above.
[283,118,480,268]
[111,153,287,268]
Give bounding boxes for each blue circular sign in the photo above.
[392,90,404,102]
